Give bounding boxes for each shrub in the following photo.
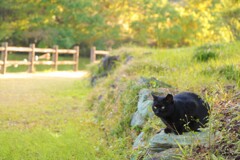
[201,65,240,86]
[219,65,240,81]
[193,44,222,62]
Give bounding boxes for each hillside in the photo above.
[88,42,240,159]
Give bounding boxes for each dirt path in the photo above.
[0,71,92,130]
[0,71,88,79]
[0,71,89,107]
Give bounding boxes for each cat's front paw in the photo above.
[164,128,172,134]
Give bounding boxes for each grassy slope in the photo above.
[89,42,240,159]
[1,42,239,159]
[0,78,117,160]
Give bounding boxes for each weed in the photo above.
[88,41,240,159]
[202,64,240,86]
[219,65,240,81]
[193,44,222,62]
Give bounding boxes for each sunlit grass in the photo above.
[0,78,116,160]
[1,41,239,159]
[0,128,96,160]
[88,41,240,159]
[120,42,239,90]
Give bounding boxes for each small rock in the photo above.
[131,89,154,127]
[133,132,145,149]
[138,100,154,117]
[131,111,145,127]
[149,129,213,151]
[102,55,120,72]
[144,148,181,160]
[137,89,154,118]
[233,92,240,99]
[124,55,134,64]
[90,55,119,86]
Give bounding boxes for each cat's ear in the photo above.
[151,92,158,101]
[165,94,174,104]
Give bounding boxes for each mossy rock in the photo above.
[149,129,213,150]
[144,148,181,160]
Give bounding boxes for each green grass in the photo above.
[192,44,222,62]
[0,78,117,160]
[1,41,239,159]
[88,41,240,159]
[0,128,96,160]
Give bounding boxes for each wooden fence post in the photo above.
[53,45,58,71]
[29,43,35,73]
[74,46,79,71]
[1,42,8,74]
[90,46,96,63]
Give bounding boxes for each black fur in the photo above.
[152,92,210,135]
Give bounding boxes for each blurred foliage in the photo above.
[0,0,239,54]
[220,0,240,40]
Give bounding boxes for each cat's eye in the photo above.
[161,106,165,110]
[154,106,157,109]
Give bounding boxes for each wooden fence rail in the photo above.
[90,46,109,63]
[0,42,79,74]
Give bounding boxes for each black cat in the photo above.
[152,92,210,135]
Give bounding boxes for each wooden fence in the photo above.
[0,42,79,74]
[90,46,109,63]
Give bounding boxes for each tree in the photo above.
[220,0,240,40]
[0,0,237,49]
